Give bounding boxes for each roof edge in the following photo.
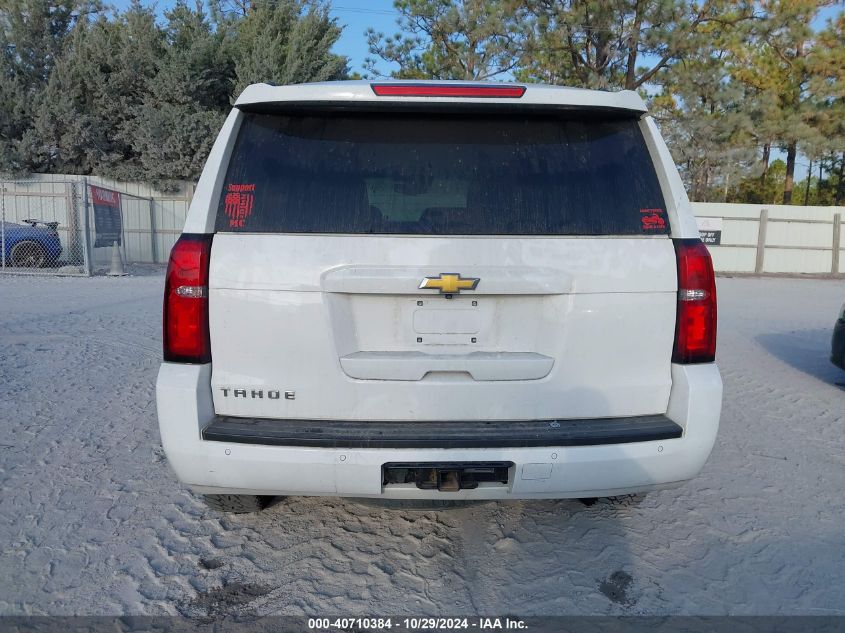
[234,80,648,113]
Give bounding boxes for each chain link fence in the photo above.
[0,177,88,274]
[0,175,190,276]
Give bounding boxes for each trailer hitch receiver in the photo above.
[382,462,512,491]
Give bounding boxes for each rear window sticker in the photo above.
[224,183,256,228]
[640,208,666,231]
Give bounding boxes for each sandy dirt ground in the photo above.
[0,273,843,616]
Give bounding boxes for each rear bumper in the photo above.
[156,363,722,499]
[202,415,682,448]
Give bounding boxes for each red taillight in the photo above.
[163,234,213,363]
[672,239,717,364]
[370,83,526,98]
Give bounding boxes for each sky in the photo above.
[331,1,400,76]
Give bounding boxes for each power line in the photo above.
[332,5,399,15]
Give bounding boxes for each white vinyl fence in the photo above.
[692,202,844,275]
[2,174,843,275]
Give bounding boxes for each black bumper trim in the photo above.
[202,415,682,449]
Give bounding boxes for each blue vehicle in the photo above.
[1,219,63,267]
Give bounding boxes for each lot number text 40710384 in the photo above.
[308,617,528,630]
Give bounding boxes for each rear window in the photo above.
[216,111,668,235]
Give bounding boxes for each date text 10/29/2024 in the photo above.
[308,618,528,631]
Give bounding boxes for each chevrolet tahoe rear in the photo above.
[155,80,722,513]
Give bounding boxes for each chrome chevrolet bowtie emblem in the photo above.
[418,273,480,294]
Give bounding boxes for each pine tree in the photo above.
[126,0,233,183]
[0,0,99,171]
[232,0,347,94]
[515,0,757,90]
[652,47,755,201]
[730,0,826,204]
[31,2,164,177]
[808,11,845,203]
[364,0,524,80]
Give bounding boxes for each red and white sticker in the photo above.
[224,183,255,228]
[640,208,666,231]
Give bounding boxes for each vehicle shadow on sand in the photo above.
[755,329,844,386]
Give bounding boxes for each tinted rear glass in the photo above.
[216,111,668,235]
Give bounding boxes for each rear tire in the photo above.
[10,240,47,268]
[201,494,273,513]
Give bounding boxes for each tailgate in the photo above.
[209,234,676,420]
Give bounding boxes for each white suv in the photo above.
[156,81,722,513]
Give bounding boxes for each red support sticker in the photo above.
[640,208,666,231]
[224,184,255,228]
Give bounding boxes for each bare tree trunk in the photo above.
[783,41,804,205]
[624,0,643,89]
[783,142,796,204]
[760,143,770,185]
[694,163,704,201]
[804,157,813,205]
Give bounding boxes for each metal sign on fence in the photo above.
[696,216,723,245]
[90,185,123,248]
